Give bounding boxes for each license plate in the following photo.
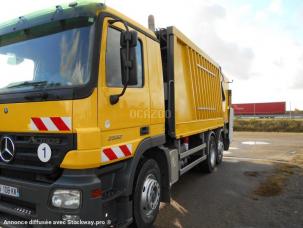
[0,184,20,197]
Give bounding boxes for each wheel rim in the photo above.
[140,174,161,219]
[218,134,224,159]
[210,140,216,167]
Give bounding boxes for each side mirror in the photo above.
[121,30,137,48]
[120,30,138,86]
[109,20,139,105]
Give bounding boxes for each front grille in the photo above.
[0,133,76,181]
[0,196,36,216]
[0,211,31,227]
[0,169,62,183]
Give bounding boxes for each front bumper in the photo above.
[0,169,119,227]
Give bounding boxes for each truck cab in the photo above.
[0,2,165,226]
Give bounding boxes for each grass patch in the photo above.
[254,174,286,197]
[254,164,296,197]
[234,119,303,132]
[252,149,303,198]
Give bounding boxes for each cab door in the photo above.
[98,18,150,164]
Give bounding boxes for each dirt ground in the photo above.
[155,132,303,228]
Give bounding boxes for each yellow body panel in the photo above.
[172,27,224,138]
[61,123,164,169]
[61,149,102,169]
[73,89,100,150]
[0,101,73,133]
[97,17,150,166]
[146,38,165,126]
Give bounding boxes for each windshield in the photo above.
[0,24,94,94]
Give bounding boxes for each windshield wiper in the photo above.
[6,80,48,89]
[24,91,49,101]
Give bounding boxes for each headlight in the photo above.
[51,190,81,209]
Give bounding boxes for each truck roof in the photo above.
[0,1,157,40]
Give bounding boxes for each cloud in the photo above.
[186,4,255,79]
[269,0,283,14]
[292,55,303,89]
[193,27,255,79]
[293,71,303,89]
[273,58,284,67]
[108,1,256,80]
[200,4,226,22]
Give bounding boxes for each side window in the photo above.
[106,27,143,87]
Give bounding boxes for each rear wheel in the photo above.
[133,159,161,228]
[216,130,224,165]
[223,130,230,151]
[201,133,217,173]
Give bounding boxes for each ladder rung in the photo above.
[180,155,207,175]
[180,143,206,159]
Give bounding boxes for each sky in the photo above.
[0,0,302,110]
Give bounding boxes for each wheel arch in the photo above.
[215,128,224,141]
[120,135,171,203]
[207,130,217,142]
[139,147,171,203]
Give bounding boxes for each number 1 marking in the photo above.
[42,147,46,158]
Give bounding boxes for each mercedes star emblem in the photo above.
[0,137,15,163]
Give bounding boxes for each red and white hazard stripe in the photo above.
[30,117,71,131]
[102,144,132,162]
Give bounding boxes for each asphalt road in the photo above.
[155,132,303,228]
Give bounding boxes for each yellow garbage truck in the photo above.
[0,2,233,227]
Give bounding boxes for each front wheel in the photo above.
[133,159,161,228]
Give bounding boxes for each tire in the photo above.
[133,159,161,228]
[216,130,224,165]
[201,133,217,173]
[223,136,230,151]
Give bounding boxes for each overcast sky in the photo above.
[0,0,302,109]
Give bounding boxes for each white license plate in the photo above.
[0,184,20,197]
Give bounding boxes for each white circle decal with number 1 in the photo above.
[37,143,52,162]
